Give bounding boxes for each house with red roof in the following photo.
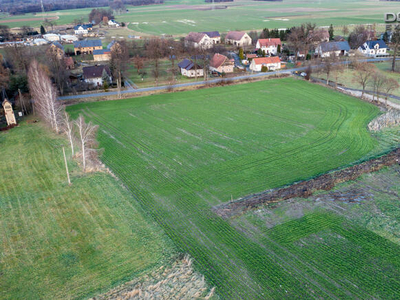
[225,31,252,47]
[249,57,281,72]
[256,38,282,55]
[210,53,234,74]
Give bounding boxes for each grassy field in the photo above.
[0,121,174,299]
[0,0,394,36]
[65,78,398,298]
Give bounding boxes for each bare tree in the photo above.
[332,59,345,88]
[383,78,400,106]
[75,114,99,172]
[288,26,304,62]
[352,62,377,98]
[146,38,164,85]
[348,25,369,49]
[133,55,144,74]
[110,40,129,98]
[28,59,62,133]
[62,109,75,156]
[320,54,338,85]
[391,25,400,72]
[371,71,386,101]
[342,25,349,37]
[47,50,69,96]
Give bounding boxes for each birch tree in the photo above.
[75,114,99,172]
[28,59,62,133]
[62,109,75,156]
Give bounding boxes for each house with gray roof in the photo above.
[315,41,350,58]
[358,40,388,57]
[202,31,221,44]
[225,31,252,47]
[184,32,212,49]
[74,24,93,35]
[73,39,102,55]
[83,65,112,86]
[178,58,204,78]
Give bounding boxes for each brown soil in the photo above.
[213,148,400,219]
[0,16,58,24]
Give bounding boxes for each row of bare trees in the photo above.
[28,60,99,174]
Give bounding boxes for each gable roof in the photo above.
[178,58,202,71]
[73,39,102,48]
[185,32,207,43]
[365,40,387,49]
[210,53,229,68]
[51,41,64,51]
[226,31,246,41]
[93,49,111,55]
[319,41,350,52]
[252,57,281,65]
[83,65,111,79]
[202,31,220,38]
[74,24,93,31]
[257,38,281,48]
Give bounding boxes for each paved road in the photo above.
[59,57,399,101]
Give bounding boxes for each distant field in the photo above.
[0,122,173,299]
[0,0,395,35]
[67,78,391,298]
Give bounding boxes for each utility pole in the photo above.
[40,0,45,21]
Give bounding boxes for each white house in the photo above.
[358,40,388,57]
[202,31,221,44]
[74,24,93,35]
[108,19,120,27]
[184,32,212,49]
[83,65,112,86]
[249,57,281,72]
[315,41,350,58]
[177,58,204,78]
[43,33,60,42]
[256,38,282,55]
[225,31,252,47]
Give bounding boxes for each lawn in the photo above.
[0,121,174,299]
[66,78,393,298]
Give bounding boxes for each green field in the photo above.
[0,122,173,299]
[65,78,400,298]
[0,0,395,36]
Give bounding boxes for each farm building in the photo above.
[184,32,212,49]
[33,38,48,46]
[82,65,112,86]
[60,35,78,43]
[73,39,102,55]
[249,56,281,72]
[358,40,388,57]
[315,41,350,58]
[47,42,65,59]
[43,33,60,42]
[202,31,221,44]
[225,31,252,47]
[256,38,281,55]
[210,53,234,74]
[178,58,204,78]
[93,49,111,61]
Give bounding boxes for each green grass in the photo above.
[0,0,395,35]
[0,121,173,300]
[66,78,392,298]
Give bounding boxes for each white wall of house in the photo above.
[226,34,252,47]
[250,61,281,72]
[85,76,112,86]
[315,46,347,58]
[358,43,387,57]
[180,68,204,78]
[210,37,221,44]
[256,42,279,55]
[185,35,212,49]
[74,27,88,35]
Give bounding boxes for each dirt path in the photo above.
[0,16,58,24]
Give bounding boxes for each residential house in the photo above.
[108,19,120,27]
[73,39,102,55]
[358,40,388,57]
[246,54,257,60]
[93,49,111,61]
[210,53,234,74]
[185,32,212,49]
[308,29,330,42]
[256,38,281,55]
[47,42,65,59]
[74,24,93,35]
[178,58,204,78]
[315,41,350,57]
[202,31,221,44]
[225,31,252,47]
[82,65,112,86]
[249,57,281,72]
